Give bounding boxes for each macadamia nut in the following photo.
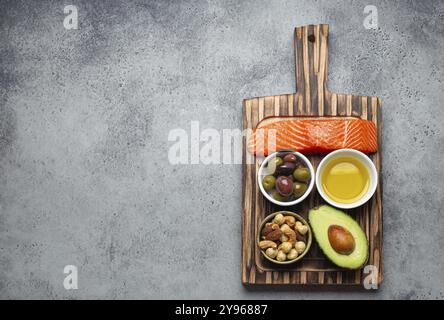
[276,250,287,262]
[278,241,292,254]
[273,213,285,226]
[295,241,306,254]
[265,247,278,259]
[287,248,298,260]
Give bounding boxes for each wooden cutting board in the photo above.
[241,24,383,287]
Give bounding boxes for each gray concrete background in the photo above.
[1,0,443,299]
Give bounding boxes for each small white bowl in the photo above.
[258,151,315,206]
[315,149,378,209]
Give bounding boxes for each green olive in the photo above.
[293,182,308,197]
[262,175,276,191]
[273,157,284,167]
[271,190,290,202]
[293,166,311,182]
[268,157,283,174]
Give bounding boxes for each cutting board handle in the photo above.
[294,24,329,112]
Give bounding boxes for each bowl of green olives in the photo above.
[258,151,315,206]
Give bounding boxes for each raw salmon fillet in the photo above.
[248,117,378,156]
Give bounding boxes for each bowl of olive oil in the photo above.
[316,149,378,209]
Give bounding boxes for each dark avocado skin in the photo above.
[309,205,368,270]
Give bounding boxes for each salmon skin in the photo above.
[248,116,378,156]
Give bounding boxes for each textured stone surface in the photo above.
[1,0,444,299]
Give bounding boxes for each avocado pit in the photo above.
[328,225,355,255]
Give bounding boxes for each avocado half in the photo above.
[309,205,368,270]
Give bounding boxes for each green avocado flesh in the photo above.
[309,205,368,269]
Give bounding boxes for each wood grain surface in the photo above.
[241,24,383,287]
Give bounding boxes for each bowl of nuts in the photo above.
[257,211,312,264]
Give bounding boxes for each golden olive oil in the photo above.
[321,156,369,204]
